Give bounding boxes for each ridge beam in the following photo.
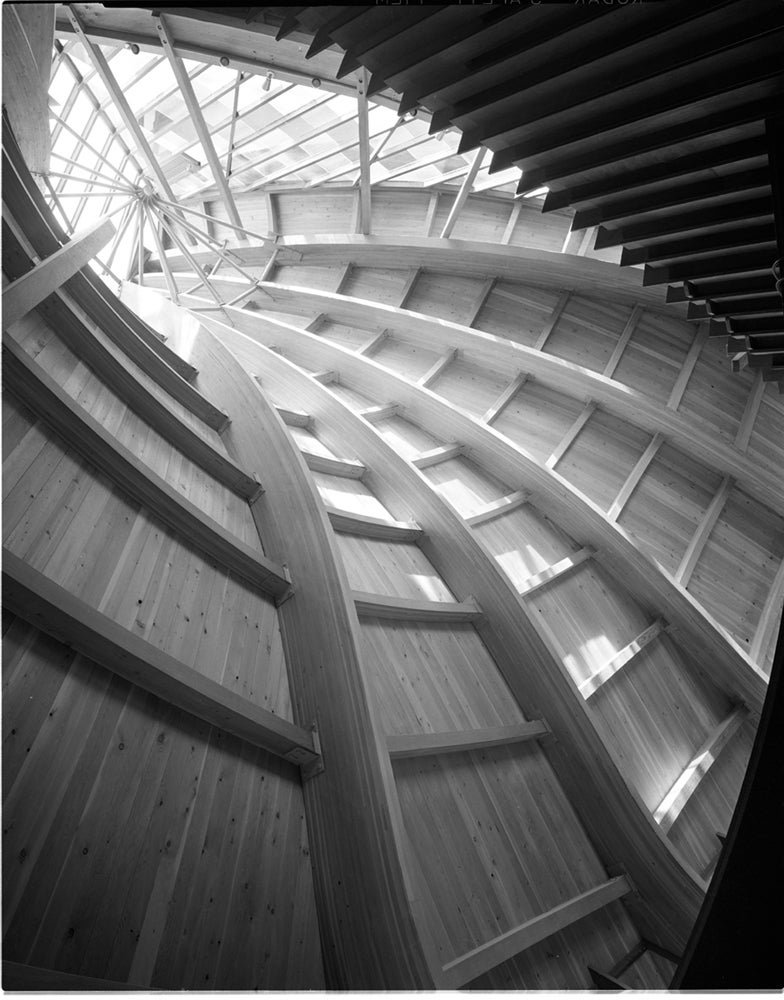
[3,340,288,598]
[387,720,551,760]
[2,550,317,766]
[419,348,458,389]
[301,450,366,479]
[325,506,423,542]
[546,401,597,470]
[465,490,530,527]
[411,442,463,470]
[275,405,313,428]
[518,548,594,597]
[607,433,665,522]
[675,475,733,587]
[440,876,632,988]
[353,591,483,624]
[482,372,528,425]
[2,216,114,328]
[654,706,749,835]
[579,620,667,700]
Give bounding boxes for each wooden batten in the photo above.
[418,348,458,389]
[275,404,313,428]
[440,876,632,988]
[603,304,644,379]
[750,556,784,665]
[518,548,594,597]
[411,442,463,469]
[667,323,708,411]
[654,706,749,835]
[607,433,665,522]
[533,289,570,351]
[465,490,530,527]
[546,402,597,470]
[359,402,401,423]
[2,550,317,765]
[734,370,765,452]
[674,476,733,587]
[301,450,366,479]
[325,506,423,542]
[579,620,667,699]
[357,329,389,357]
[481,372,528,425]
[387,720,550,760]
[353,591,483,624]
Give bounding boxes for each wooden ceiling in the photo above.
[242,1,784,387]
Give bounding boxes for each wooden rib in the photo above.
[325,506,423,542]
[2,550,317,765]
[465,490,530,527]
[668,322,708,411]
[465,277,496,328]
[353,591,483,624]
[604,305,644,379]
[607,433,665,522]
[301,450,366,479]
[411,443,463,469]
[533,290,570,351]
[275,405,313,428]
[675,476,732,587]
[358,329,389,357]
[419,348,458,389]
[440,147,487,239]
[481,372,527,425]
[441,877,632,988]
[356,67,372,235]
[750,556,784,665]
[3,340,289,597]
[519,548,594,596]
[387,720,550,760]
[359,403,401,423]
[546,401,597,470]
[501,201,522,245]
[579,620,667,700]
[734,371,766,452]
[2,216,114,328]
[654,706,749,835]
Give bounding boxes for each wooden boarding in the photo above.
[607,434,665,522]
[654,706,749,835]
[387,720,550,760]
[2,216,114,328]
[518,548,594,597]
[546,402,597,470]
[275,404,313,428]
[412,443,463,470]
[674,476,733,587]
[465,490,530,527]
[579,620,667,699]
[481,372,528,425]
[3,339,290,599]
[353,591,483,624]
[302,450,366,479]
[325,505,423,542]
[2,550,318,766]
[440,876,632,988]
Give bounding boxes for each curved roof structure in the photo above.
[2,2,782,992]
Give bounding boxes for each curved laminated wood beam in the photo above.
[196,314,710,957]
[150,270,781,516]
[196,306,768,719]
[2,336,290,601]
[1,549,317,766]
[163,306,433,989]
[2,215,114,328]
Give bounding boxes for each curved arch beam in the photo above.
[196,313,706,956]
[191,303,768,718]
[161,304,432,989]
